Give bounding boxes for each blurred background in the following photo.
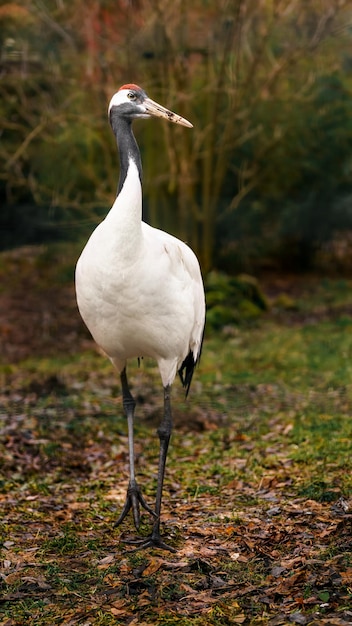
[1,0,352,277]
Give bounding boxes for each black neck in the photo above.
[109,112,143,195]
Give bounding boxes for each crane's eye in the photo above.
[127,92,137,101]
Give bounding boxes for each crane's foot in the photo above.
[114,480,156,530]
[123,529,176,553]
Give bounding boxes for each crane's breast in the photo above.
[75,221,205,370]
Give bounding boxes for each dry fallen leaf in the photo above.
[142,557,165,576]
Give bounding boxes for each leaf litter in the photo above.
[1,388,351,626]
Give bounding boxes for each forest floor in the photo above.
[0,245,351,626]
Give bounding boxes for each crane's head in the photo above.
[108,84,193,128]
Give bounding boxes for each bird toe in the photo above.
[114,481,156,530]
[121,534,177,553]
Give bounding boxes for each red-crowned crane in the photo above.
[75,84,205,551]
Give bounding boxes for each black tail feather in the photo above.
[178,327,205,396]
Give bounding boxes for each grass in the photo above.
[0,262,352,624]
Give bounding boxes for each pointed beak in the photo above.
[143,97,193,128]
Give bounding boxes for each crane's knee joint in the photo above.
[157,425,171,441]
[123,396,136,415]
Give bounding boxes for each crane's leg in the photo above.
[114,368,156,530]
[125,384,176,552]
[149,384,176,551]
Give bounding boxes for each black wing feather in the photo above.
[178,327,205,396]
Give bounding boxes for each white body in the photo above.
[75,159,205,388]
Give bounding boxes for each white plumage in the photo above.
[75,84,205,551]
